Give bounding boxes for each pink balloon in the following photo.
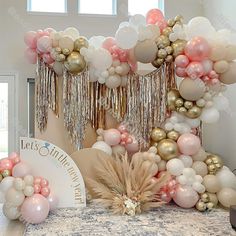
[184,37,211,61]
[34,184,41,194]
[24,31,37,49]
[12,162,31,178]
[173,185,199,208]
[103,129,121,146]
[175,55,189,68]
[24,48,37,64]
[177,133,201,156]
[146,9,164,25]
[47,192,59,211]
[8,152,21,165]
[125,138,139,153]
[20,194,49,224]
[186,62,204,79]
[176,67,188,77]
[118,124,127,133]
[102,37,116,51]
[202,59,213,75]
[41,187,50,198]
[40,178,49,187]
[37,36,52,53]
[43,53,54,64]
[44,28,55,34]
[36,30,44,39]
[34,177,42,185]
[156,20,168,32]
[0,158,13,172]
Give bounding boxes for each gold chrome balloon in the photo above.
[167,130,180,141]
[175,98,184,108]
[167,19,175,27]
[186,106,202,119]
[175,15,184,23]
[205,154,223,175]
[165,46,173,55]
[157,139,178,161]
[1,170,11,178]
[156,35,170,48]
[74,37,89,52]
[162,27,173,36]
[165,55,174,63]
[184,101,194,109]
[172,39,187,57]
[196,200,207,212]
[0,174,3,182]
[167,89,180,110]
[64,51,86,74]
[157,49,168,59]
[150,128,167,142]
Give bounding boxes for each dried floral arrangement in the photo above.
[87,148,169,216]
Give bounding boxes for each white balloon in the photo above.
[183,168,196,178]
[200,107,220,124]
[195,175,203,183]
[24,175,34,186]
[0,191,4,203]
[89,36,105,49]
[119,21,130,29]
[129,14,146,27]
[120,63,130,75]
[177,175,187,185]
[24,186,34,197]
[178,155,193,168]
[53,62,63,76]
[202,59,213,75]
[92,48,112,70]
[115,26,138,49]
[89,67,98,82]
[216,168,236,190]
[0,177,14,193]
[121,76,128,87]
[147,24,160,40]
[112,60,121,67]
[166,158,185,176]
[5,188,25,207]
[213,95,230,111]
[3,203,20,220]
[101,70,109,79]
[192,182,205,193]
[14,178,25,191]
[185,117,201,128]
[92,141,112,155]
[64,27,80,40]
[98,77,106,84]
[105,75,121,89]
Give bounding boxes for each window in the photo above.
[0,75,17,159]
[27,0,67,13]
[78,0,116,15]
[128,0,164,16]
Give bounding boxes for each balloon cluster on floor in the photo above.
[0,153,58,224]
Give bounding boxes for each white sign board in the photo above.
[20,137,86,208]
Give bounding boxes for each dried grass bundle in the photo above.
[87,153,169,216]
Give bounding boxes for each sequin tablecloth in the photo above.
[24,204,236,236]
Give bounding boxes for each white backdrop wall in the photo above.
[0,0,234,168]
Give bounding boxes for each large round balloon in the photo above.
[134,39,158,63]
[217,188,236,208]
[64,52,86,74]
[92,48,112,70]
[219,61,236,84]
[179,78,205,101]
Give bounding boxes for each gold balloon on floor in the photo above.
[64,51,86,74]
[74,37,89,52]
[157,139,178,161]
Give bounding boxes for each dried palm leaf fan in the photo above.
[87,153,169,216]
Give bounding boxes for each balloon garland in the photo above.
[0,153,58,224]
[24,9,236,212]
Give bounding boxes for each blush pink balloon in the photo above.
[43,53,54,64]
[44,28,55,34]
[173,185,199,208]
[37,36,52,53]
[8,152,21,165]
[24,31,37,49]
[40,178,49,187]
[0,158,13,172]
[36,30,45,39]
[118,124,127,133]
[24,48,37,64]
[41,187,50,198]
[184,36,211,61]
[103,129,121,146]
[102,37,116,51]
[177,133,201,156]
[20,194,50,224]
[202,59,213,75]
[125,138,139,153]
[175,55,189,68]
[34,184,41,194]
[146,9,165,25]
[12,162,31,178]
[34,177,42,185]
[176,67,188,77]
[161,192,172,203]
[47,192,59,211]
[186,62,204,79]
[156,20,168,32]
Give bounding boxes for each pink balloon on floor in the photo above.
[177,133,201,156]
[12,162,31,178]
[20,194,49,224]
[173,185,199,208]
[103,129,121,146]
[184,37,211,61]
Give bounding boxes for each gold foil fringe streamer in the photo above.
[36,57,59,132]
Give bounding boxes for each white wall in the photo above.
[202,0,236,170]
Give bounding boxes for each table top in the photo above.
[24,203,236,236]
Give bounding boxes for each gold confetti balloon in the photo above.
[150,128,167,142]
[157,139,178,161]
[65,51,86,74]
[74,37,89,52]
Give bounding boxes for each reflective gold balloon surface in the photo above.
[74,37,89,52]
[0,174,3,182]
[196,200,207,211]
[205,154,223,175]
[168,89,180,110]
[165,46,173,55]
[156,35,170,48]
[184,101,194,109]
[178,106,187,114]
[157,139,178,161]
[175,98,184,108]
[65,51,86,74]
[162,27,173,36]
[167,19,175,27]
[186,106,202,119]
[157,49,167,59]
[62,48,71,56]
[1,170,11,178]
[151,128,166,142]
[167,130,180,141]
[172,39,187,57]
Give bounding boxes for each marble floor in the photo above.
[0,205,25,236]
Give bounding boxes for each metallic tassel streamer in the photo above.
[35,57,59,132]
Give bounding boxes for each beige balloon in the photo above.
[64,52,86,74]
[217,188,236,208]
[208,193,218,206]
[112,145,126,156]
[192,147,207,161]
[209,43,226,61]
[224,44,236,61]
[134,39,158,63]
[158,160,167,171]
[59,36,74,52]
[219,61,236,84]
[213,60,229,74]
[179,78,206,101]
[203,175,221,193]
[53,61,63,76]
[192,161,208,177]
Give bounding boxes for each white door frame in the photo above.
[0,72,19,155]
